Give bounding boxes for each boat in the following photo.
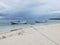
[11,21,18,25]
[10,20,27,25]
[35,20,47,23]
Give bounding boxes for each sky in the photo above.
[0,0,60,18]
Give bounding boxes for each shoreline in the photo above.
[0,23,60,45]
[0,23,60,36]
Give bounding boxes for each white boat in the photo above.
[11,20,27,25]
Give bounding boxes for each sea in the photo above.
[0,19,60,31]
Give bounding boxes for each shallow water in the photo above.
[0,20,60,31]
[0,24,31,31]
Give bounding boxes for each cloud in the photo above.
[0,16,4,19]
[29,0,60,15]
[0,0,60,15]
[0,0,26,13]
[50,11,60,14]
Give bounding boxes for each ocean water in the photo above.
[0,19,60,31]
[0,24,31,31]
[0,19,31,31]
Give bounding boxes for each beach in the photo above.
[0,24,60,45]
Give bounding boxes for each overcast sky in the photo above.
[0,0,60,18]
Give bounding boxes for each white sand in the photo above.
[0,24,60,45]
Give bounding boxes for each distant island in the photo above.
[49,18,60,20]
